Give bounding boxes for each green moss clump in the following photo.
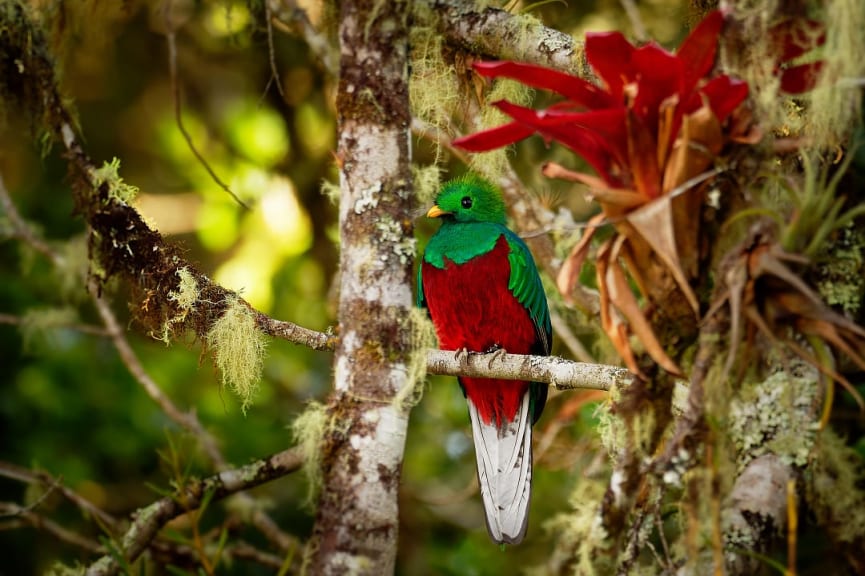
[205,296,267,413]
[807,0,865,149]
[412,164,440,206]
[536,478,612,576]
[157,266,201,344]
[807,429,865,549]
[393,307,438,412]
[291,400,329,504]
[90,157,138,205]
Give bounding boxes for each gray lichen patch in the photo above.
[728,368,819,470]
[374,216,415,265]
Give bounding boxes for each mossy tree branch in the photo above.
[84,447,304,576]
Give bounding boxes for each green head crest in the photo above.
[427,175,506,224]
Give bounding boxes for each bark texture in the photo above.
[306,0,414,573]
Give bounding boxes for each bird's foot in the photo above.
[484,344,507,369]
[453,347,470,366]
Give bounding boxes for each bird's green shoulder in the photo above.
[422,221,505,269]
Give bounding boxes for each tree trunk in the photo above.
[306,0,414,573]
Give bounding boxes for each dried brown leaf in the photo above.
[597,239,644,377]
[626,195,700,314]
[556,213,604,303]
[606,236,683,376]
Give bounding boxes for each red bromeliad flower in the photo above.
[452,10,753,376]
[452,10,829,377]
[453,9,747,202]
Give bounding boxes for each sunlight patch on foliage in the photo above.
[295,101,336,159]
[213,175,312,310]
[204,0,251,38]
[206,296,267,413]
[225,101,289,167]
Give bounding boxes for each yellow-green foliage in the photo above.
[393,307,438,412]
[205,296,267,413]
[807,429,865,545]
[807,0,865,148]
[90,157,138,204]
[412,164,440,206]
[291,400,329,504]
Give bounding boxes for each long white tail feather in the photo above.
[467,392,533,544]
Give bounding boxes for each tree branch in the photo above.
[427,0,586,74]
[84,447,304,576]
[426,349,629,391]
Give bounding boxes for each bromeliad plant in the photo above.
[454,10,749,375]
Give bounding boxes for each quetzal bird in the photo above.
[417,175,551,544]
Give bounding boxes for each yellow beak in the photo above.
[426,205,449,218]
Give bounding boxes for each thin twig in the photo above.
[162,2,249,211]
[0,504,105,554]
[0,312,109,336]
[0,172,63,266]
[88,278,227,468]
[263,1,286,100]
[84,447,304,576]
[270,0,339,76]
[0,461,118,530]
[550,308,593,363]
[619,0,648,42]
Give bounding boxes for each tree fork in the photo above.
[306,0,414,573]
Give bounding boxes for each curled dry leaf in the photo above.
[711,235,865,411]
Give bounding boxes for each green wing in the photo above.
[416,259,426,309]
[504,229,552,355]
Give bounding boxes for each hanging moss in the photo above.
[205,296,268,413]
[291,400,329,504]
[806,429,865,570]
[412,164,441,206]
[806,0,865,149]
[392,307,437,412]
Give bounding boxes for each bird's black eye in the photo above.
[461,196,473,209]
